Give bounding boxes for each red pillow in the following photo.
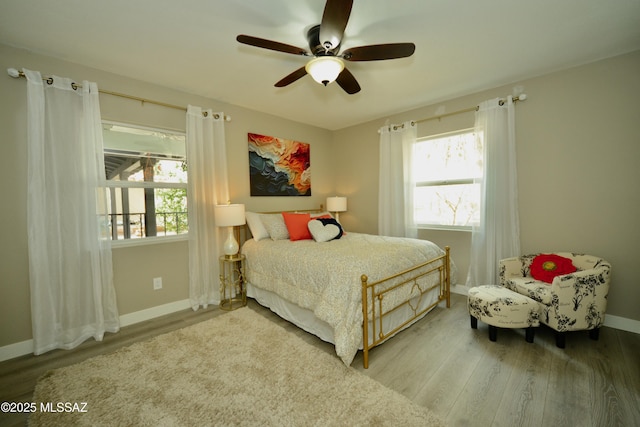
[530,254,577,284]
[282,212,312,241]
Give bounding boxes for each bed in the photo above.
[240,208,456,368]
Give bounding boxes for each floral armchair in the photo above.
[499,253,611,348]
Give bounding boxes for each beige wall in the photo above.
[0,44,332,348]
[334,50,640,322]
[1,44,638,351]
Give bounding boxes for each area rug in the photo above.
[30,307,444,426]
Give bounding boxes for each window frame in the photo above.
[413,128,482,232]
[101,120,188,247]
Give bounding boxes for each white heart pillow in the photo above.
[308,219,341,242]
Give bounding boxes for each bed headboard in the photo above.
[238,205,325,247]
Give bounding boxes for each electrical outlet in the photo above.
[153,277,162,290]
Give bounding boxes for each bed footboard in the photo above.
[360,246,451,369]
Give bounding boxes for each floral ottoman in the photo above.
[467,285,540,343]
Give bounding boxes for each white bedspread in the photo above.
[242,232,455,365]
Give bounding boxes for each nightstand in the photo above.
[219,254,246,311]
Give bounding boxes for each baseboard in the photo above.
[0,340,34,364]
[451,283,470,296]
[603,314,640,334]
[451,284,640,334]
[118,299,192,328]
[0,298,192,363]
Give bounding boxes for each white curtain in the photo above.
[467,96,520,286]
[186,106,229,309]
[25,69,119,355]
[378,121,418,238]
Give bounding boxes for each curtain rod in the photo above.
[415,94,527,125]
[7,68,231,121]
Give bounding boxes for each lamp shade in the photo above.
[326,196,347,212]
[305,56,344,86]
[214,204,246,227]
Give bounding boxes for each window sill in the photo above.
[111,234,188,249]
[416,225,472,232]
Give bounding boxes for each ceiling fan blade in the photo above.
[274,67,308,87]
[342,43,416,61]
[237,34,309,56]
[319,0,353,51]
[335,68,361,94]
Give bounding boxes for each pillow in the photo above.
[260,214,289,240]
[308,218,343,242]
[282,212,313,241]
[530,254,577,284]
[310,212,346,235]
[245,212,270,241]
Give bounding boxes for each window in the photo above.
[413,129,482,230]
[102,122,188,241]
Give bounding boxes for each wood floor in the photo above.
[1,294,638,426]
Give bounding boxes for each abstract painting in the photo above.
[248,133,311,196]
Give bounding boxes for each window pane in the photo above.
[413,129,483,228]
[104,151,187,184]
[103,122,186,184]
[103,123,185,158]
[106,188,188,239]
[414,182,480,226]
[413,131,482,183]
[102,122,188,241]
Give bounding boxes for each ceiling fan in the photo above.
[236,0,415,94]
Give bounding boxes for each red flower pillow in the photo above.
[530,254,577,284]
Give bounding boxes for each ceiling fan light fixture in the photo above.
[305,56,344,86]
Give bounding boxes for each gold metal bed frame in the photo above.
[239,206,451,369]
[360,246,450,368]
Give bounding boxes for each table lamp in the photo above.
[214,203,246,258]
[326,196,347,222]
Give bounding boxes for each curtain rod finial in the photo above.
[7,68,21,78]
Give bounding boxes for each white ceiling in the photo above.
[2,0,639,130]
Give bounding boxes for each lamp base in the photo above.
[223,226,239,257]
